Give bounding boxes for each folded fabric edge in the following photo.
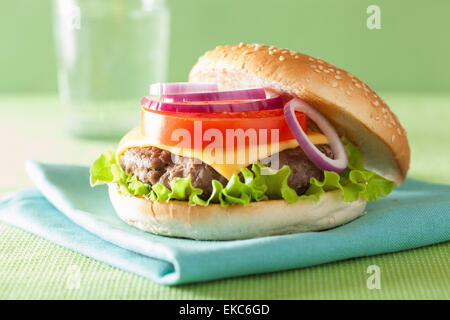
[23,161,185,284]
[24,160,179,259]
[0,189,183,285]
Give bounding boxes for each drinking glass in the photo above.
[53,0,170,138]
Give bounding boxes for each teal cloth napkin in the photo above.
[0,161,449,285]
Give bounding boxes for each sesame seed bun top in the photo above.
[189,43,410,184]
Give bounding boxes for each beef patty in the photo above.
[120,145,333,198]
[261,145,333,195]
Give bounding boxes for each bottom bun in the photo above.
[108,184,367,240]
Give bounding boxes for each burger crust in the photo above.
[189,43,410,185]
[108,184,367,240]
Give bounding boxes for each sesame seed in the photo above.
[335,75,342,80]
[242,50,249,55]
[281,50,288,54]
[328,68,335,72]
[324,70,330,73]
[318,65,323,70]
[373,100,379,106]
[308,57,315,61]
[375,116,380,121]
[314,69,321,73]
[238,42,245,48]
[346,90,352,96]
[279,56,285,61]
[331,81,338,87]
[397,128,402,135]
[311,65,317,69]
[392,135,395,142]
[336,70,341,74]
[355,83,362,88]
[294,55,300,59]
[268,51,274,55]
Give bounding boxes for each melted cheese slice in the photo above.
[117,127,328,180]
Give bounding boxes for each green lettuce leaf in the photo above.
[90,138,395,207]
[304,137,396,202]
[89,148,116,186]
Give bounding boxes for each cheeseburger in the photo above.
[90,43,410,240]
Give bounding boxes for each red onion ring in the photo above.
[141,96,284,113]
[149,82,218,95]
[158,87,266,102]
[284,98,348,173]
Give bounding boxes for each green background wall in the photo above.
[1,0,449,93]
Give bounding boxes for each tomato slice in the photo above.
[140,107,307,150]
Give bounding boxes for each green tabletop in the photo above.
[0,93,449,299]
